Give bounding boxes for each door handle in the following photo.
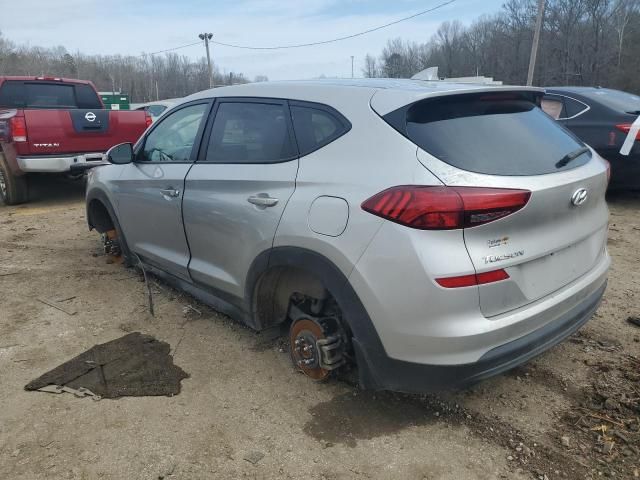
[160,188,180,198]
[248,195,279,208]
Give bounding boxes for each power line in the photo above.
[138,41,203,57]
[209,0,456,50]
[132,1,455,58]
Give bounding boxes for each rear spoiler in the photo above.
[370,85,545,116]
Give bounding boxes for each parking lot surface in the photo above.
[1,176,638,479]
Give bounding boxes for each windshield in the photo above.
[386,92,590,176]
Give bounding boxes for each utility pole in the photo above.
[526,0,546,86]
[351,56,354,79]
[199,33,214,88]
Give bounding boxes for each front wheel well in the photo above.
[87,198,115,233]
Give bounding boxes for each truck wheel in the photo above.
[0,154,29,205]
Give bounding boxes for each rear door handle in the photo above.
[160,188,180,198]
[248,195,279,208]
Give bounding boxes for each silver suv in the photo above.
[86,79,610,392]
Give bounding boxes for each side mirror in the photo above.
[107,142,134,164]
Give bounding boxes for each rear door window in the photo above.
[385,92,590,176]
[205,101,296,163]
[290,102,351,156]
[563,97,589,118]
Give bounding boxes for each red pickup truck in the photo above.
[0,76,151,205]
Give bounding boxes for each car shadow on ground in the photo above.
[606,188,640,206]
[25,174,86,206]
[0,173,86,209]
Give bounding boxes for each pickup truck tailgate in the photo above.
[21,109,148,155]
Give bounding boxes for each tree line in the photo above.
[0,32,264,102]
[363,0,640,93]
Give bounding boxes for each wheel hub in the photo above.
[289,318,330,381]
[101,229,122,260]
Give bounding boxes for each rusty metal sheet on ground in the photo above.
[25,333,189,399]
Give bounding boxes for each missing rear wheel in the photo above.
[289,307,347,381]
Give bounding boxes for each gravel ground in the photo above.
[0,175,638,480]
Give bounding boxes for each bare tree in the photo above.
[363,0,640,93]
[0,31,261,102]
[362,54,379,78]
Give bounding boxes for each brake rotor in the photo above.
[289,318,330,381]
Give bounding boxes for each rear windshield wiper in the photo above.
[555,146,590,168]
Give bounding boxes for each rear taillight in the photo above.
[436,269,510,288]
[615,124,640,140]
[9,116,27,142]
[361,186,531,230]
[145,112,153,128]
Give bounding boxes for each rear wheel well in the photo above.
[87,199,115,233]
[252,264,355,381]
[252,266,329,330]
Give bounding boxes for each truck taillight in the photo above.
[145,112,153,128]
[361,186,531,230]
[9,116,27,142]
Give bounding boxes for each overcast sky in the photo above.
[2,0,504,81]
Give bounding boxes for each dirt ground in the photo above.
[1,175,638,480]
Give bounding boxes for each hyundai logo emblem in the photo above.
[85,112,96,122]
[571,188,588,206]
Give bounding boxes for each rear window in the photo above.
[0,81,101,109]
[385,92,590,176]
[582,88,640,114]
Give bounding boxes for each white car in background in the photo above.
[131,99,181,122]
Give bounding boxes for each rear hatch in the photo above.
[376,89,609,317]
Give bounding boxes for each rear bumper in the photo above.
[355,278,606,393]
[17,153,107,173]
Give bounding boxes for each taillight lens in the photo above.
[145,112,153,128]
[615,124,640,140]
[9,116,27,142]
[361,186,531,230]
[436,269,510,288]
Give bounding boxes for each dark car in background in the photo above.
[542,87,640,190]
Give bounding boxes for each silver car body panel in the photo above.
[86,78,609,379]
[183,160,298,298]
[112,162,192,280]
[415,147,609,317]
